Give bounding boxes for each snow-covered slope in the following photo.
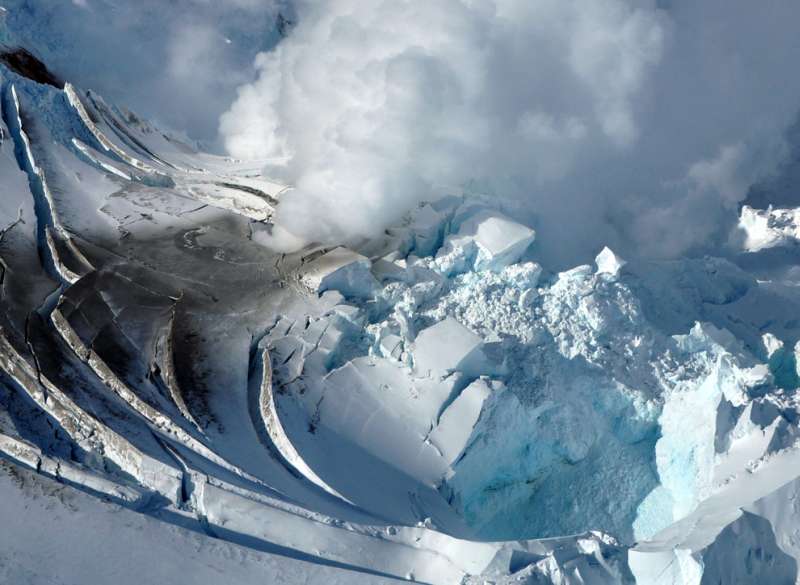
[3,24,800,585]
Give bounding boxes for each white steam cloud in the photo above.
[221,0,800,265]
[3,0,283,143]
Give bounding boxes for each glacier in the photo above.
[2,12,800,585]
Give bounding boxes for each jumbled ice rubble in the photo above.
[263,199,539,510]
[263,193,800,559]
[261,199,577,534]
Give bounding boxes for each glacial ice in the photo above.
[299,246,377,298]
[596,246,627,276]
[457,208,536,270]
[277,196,800,581]
[412,317,487,378]
[428,378,495,464]
[4,42,800,585]
[739,204,800,252]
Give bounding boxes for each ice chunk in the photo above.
[762,333,783,358]
[501,262,543,290]
[314,358,449,480]
[318,289,346,310]
[518,288,538,308]
[675,322,742,356]
[371,258,409,284]
[595,246,626,276]
[380,334,403,360]
[317,324,345,355]
[412,317,486,377]
[739,205,800,252]
[330,303,366,332]
[429,378,493,463]
[796,340,800,378]
[433,234,477,276]
[372,325,404,361]
[410,203,449,257]
[457,209,535,271]
[299,247,377,298]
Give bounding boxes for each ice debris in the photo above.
[428,378,496,464]
[433,208,535,275]
[412,317,487,378]
[739,204,800,251]
[265,195,800,559]
[299,246,377,298]
[595,246,626,276]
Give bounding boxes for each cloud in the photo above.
[2,0,285,143]
[5,0,799,262]
[221,0,800,265]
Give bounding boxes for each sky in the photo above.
[4,0,800,266]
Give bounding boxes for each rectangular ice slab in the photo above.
[413,317,486,377]
[429,378,493,463]
[459,209,535,271]
[299,247,376,298]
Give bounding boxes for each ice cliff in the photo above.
[265,197,800,560]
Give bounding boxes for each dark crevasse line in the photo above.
[0,81,62,284]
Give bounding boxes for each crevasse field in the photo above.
[2,2,800,584]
